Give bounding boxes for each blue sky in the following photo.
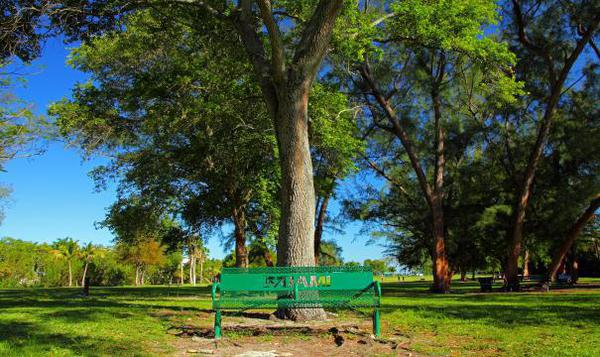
[0,38,388,263]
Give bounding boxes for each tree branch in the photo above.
[257,0,285,83]
[292,0,343,81]
[231,0,278,116]
[359,62,435,208]
[511,0,556,82]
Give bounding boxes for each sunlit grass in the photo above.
[0,280,598,356]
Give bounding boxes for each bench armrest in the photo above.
[374,281,381,298]
[212,282,220,305]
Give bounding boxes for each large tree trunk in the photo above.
[274,85,326,321]
[504,6,599,291]
[314,192,331,265]
[275,85,317,269]
[545,194,600,283]
[233,207,249,268]
[234,0,343,321]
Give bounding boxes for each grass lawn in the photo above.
[0,280,598,356]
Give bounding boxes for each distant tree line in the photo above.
[0,236,396,288]
[0,236,225,288]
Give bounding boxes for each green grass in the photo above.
[0,280,598,356]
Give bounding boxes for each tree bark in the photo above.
[431,203,449,292]
[275,84,317,269]
[314,191,331,265]
[504,5,600,291]
[233,206,249,268]
[545,194,600,283]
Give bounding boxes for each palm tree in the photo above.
[51,238,79,287]
[80,242,100,286]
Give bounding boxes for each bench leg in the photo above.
[373,308,381,337]
[214,308,222,339]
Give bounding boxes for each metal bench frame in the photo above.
[211,266,382,339]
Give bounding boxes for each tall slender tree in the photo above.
[501,0,600,290]
[348,0,519,292]
[51,237,79,287]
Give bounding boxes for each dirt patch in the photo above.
[169,316,415,356]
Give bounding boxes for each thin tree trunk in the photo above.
[188,243,195,286]
[359,59,450,293]
[81,261,89,287]
[504,7,600,291]
[430,72,450,293]
[545,194,600,283]
[523,250,530,278]
[263,249,274,267]
[199,256,204,284]
[68,261,73,287]
[135,265,140,286]
[180,253,184,285]
[314,192,331,265]
[192,256,197,286]
[233,207,249,268]
[571,258,579,284]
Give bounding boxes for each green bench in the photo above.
[211,266,382,339]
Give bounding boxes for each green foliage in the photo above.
[0,237,41,287]
[388,0,513,62]
[363,258,395,275]
[318,240,345,266]
[0,65,49,222]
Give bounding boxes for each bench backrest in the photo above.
[213,266,380,309]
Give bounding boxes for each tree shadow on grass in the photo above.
[380,283,600,327]
[0,320,150,357]
[0,286,213,313]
